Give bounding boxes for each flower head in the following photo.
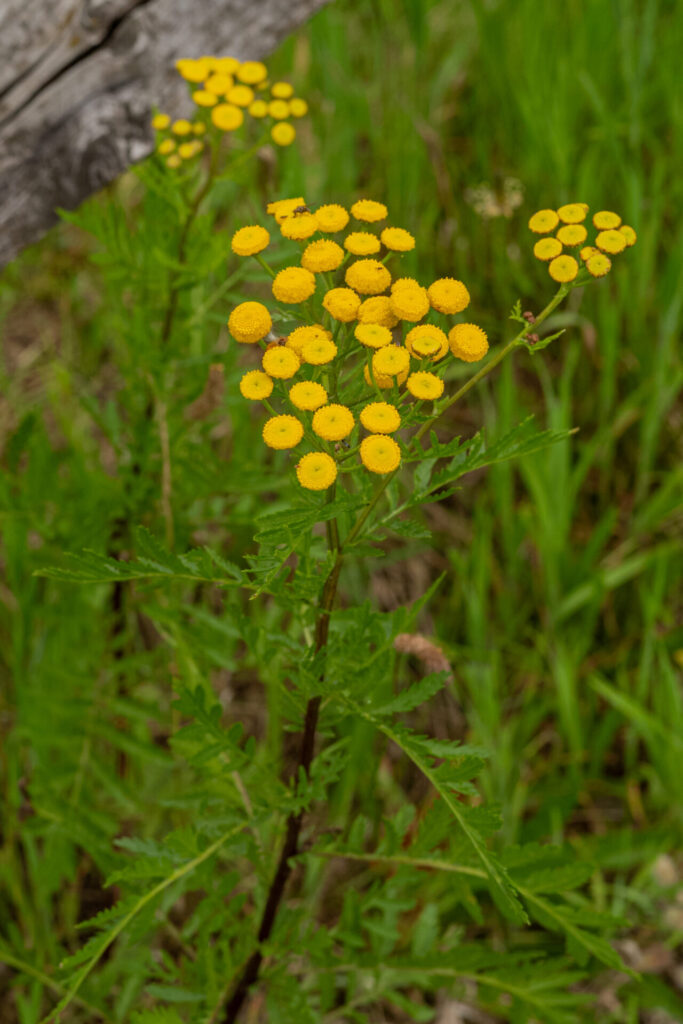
[360,434,401,473]
[586,253,612,278]
[289,381,328,411]
[372,346,410,377]
[364,364,409,390]
[296,452,337,490]
[344,232,381,256]
[301,239,344,273]
[237,61,267,85]
[360,402,401,433]
[557,203,588,224]
[289,98,308,118]
[228,301,272,343]
[593,210,622,230]
[272,266,316,304]
[619,225,637,247]
[595,229,626,255]
[231,225,270,256]
[262,346,300,379]
[390,285,430,322]
[302,336,338,365]
[351,199,388,223]
[249,99,268,118]
[158,139,176,155]
[267,197,306,224]
[315,204,349,232]
[280,212,318,239]
[240,370,273,400]
[211,104,244,131]
[312,404,355,441]
[406,372,444,400]
[557,224,587,247]
[534,237,563,261]
[271,82,294,99]
[287,324,331,355]
[323,287,360,322]
[528,209,560,233]
[172,119,193,135]
[449,323,489,362]
[405,324,448,360]
[355,323,393,349]
[391,277,420,292]
[193,89,218,106]
[548,254,579,282]
[427,278,470,315]
[268,99,290,120]
[580,246,599,262]
[381,227,415,252]
[262,414,303,449]
[176,58,211,83]
[152,113,171,130]
[357,295,399,328]
[271,123,296,146]
[345,259,392,296]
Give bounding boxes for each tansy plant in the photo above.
[35,189,639,1024]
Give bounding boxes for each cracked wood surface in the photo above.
[0,0,327,267]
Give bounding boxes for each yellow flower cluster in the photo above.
[151,55,308,167]
[528,203,636,282]
[228,199,490,490]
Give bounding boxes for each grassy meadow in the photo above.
[0,0,681,1020]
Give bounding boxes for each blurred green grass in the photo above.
[0,0,682,1015]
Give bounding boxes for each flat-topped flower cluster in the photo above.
[228,198,489,490]
[529,203,636,283]
[152,56,308,168]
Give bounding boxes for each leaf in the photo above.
[520,890,627,971]
[372,672,447,716]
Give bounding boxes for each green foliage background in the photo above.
[0,0,681,1021]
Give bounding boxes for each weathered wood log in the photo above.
[0,0,328,267]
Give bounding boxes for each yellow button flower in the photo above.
[289,98,308,118]
[267,197,306,223]
[172,119,193,135]
[355,323,393,349]
[580,245,599,262]
[312,404,355,441]
[240,370,273,400]
[323,287,360,322]
[315,204,349,232]
[204,73,233,95]
[556,224,587,246]
[296,451,337,490]
[213,57,240,75]
[249,99,268,118]
[391,277,420,292]
[237,61,268,85]
[449,323,489,362]
[227,85,254,107]
[390,285,430,322]
[427,277,470,314]
[262,415,304,450]
[280,212,318,240]
[593,210,622,230]
[166,155,181,169]
[345,259,392,296]
[619,225,637,247]
[192,122,206,135]
[351,199,388,223]
[271,81,294,99]
[528,209,560,233]
[596,229,626,255]
[158,139,176,155]
[271,123,296,146]
[534,237,563,261]
[557,203,588,224]
[302,337,338,365]
[405,324,448,360]
[344,232,381,256]
[360,434,401,473]
[406,371,444,400]
[178,141,202,159]
[289,381,328,411]
[357,295,399,328]
[176,58,212,83]
[268,99,290,120]
[372,346,410,378]
[360,402,401,433]
[228,301,272,343]
[586,253,612,278]
[193,90,218,107]
[380,227,415,252]
[152,113,170,130]
[287,324,331,355]
[231,225,270,256]
[211,104,244,131]
[272,267,316,304]
[363,364,408,390]
[262,346,300,379]
[301,239,344,273]
[548,254,579,282]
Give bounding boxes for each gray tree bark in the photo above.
[0,0,328,267]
